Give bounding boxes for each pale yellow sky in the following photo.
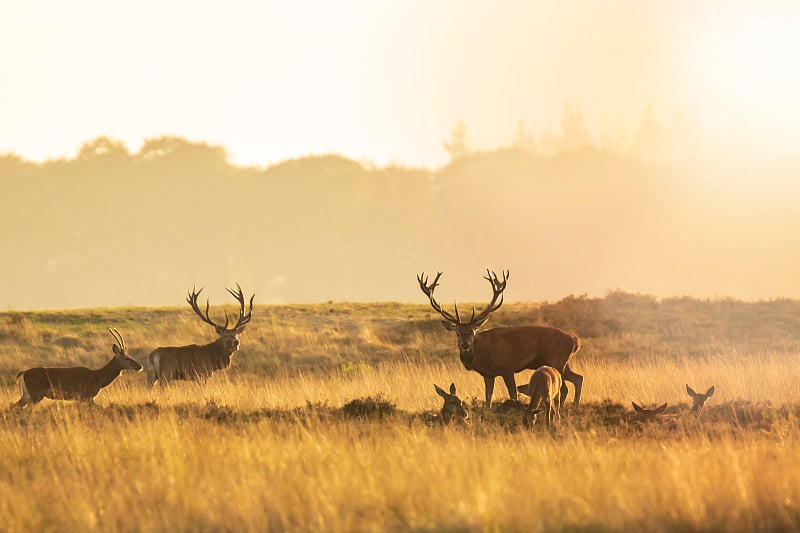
[1,0,799,167]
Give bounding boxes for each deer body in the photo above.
[14,329,141,407]
[418,270,582,407]
[518,365,562,427]
[145,284,254,386]
[464,326,580,406]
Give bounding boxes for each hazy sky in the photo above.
[2,0,799,167]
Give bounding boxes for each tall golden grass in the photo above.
[1,296,800,531]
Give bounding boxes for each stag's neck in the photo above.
[94,357,124,390]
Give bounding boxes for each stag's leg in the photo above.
[562,365,584,407]
[483,376,495,407]
[501,373,518,403]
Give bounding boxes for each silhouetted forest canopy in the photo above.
[2,129,800,310]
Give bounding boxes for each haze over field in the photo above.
[2,0,800,309]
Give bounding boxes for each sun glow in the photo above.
[688,3,800,154]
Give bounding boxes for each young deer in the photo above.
[434,383,469,425]
[13,328,142,407]
[686,385,715,411]
[518,365,562,427]
[631,402,668,420]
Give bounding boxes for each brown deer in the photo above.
[13,328,142,407]
[145,284,254,386]
[517,365,562,427]
[686,384,715,411]
[631,402,668,420]
[434,383,469,425]
[417,270,583,407]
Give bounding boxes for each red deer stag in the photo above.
[686,384,715,412]
[417,270,582,407]
[14,328,142,407]
[517,365,562,427]
[145,284,254,386]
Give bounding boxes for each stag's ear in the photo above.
[705,386,715,397]
[442,321,457,331]
[449,383,457,395]
[112,344,122,356]
[215,326,227,335]
[686,384,697,397]
[235,326,247,334]
[434,384,447,398]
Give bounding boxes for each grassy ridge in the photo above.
[1,294,800,531]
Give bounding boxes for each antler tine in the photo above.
[417,271,459,324]
[470,269,509,325]
[187,286,226,329]
[108,327,125,349]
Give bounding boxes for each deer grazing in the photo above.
[417,270,583,407]
[13,328,142,407]
[517,365,562,427]
[434,383,469,425]
[686,384,715,411]
[631,402,668,420]
[145,284,254,386]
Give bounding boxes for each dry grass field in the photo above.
[2,293,800,532]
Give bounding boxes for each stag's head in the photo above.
[187,284,255,353]
[686,384,715,412]
[434,382,469,424]
[417,270,508,354]
[108,328,142,372]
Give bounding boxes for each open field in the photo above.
[2,293,800,532]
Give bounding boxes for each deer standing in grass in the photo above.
[686,385,715,412]
[13,328,142,407]
[417,270,583,407]
[434,383,469,425]
[517,365,562,427]
[145,284,254,386]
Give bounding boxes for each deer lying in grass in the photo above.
[631,402,668,420]
[145,284,254,386]
[433,383,469,425]
[518,366,562,427]
[686,384,715,411]
[418,270,582,407]
[13,328,142,407]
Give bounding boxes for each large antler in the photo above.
[468,269,509,325]
[226,283,255,331]
[417,272,459,325]
[187,286,229,330]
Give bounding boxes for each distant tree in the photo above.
[540,102,593,154]
[77,137,129,159]
[511,120,538,152]
[443,119,471,160]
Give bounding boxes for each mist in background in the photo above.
[2,1,799,308]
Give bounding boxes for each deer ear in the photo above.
[706,386,715,397]
[434,384,447,398]
[235,326,247,333]
[112,344,121,355]
[654,403,668,414]
[442,321,457,331]
[215,326,227,335]
[686,384,697,397]
[449,383,457,395]
[632,402,644,414]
